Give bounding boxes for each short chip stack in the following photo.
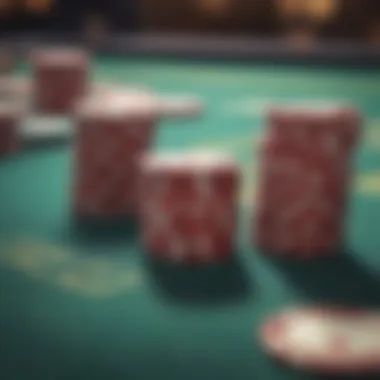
[73,91,158,218]
[31,48,90,114]
[139,152,240,263]
[260,307,380,375]
[254,105,362,258]
[0,101,22,156]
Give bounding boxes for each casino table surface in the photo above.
[1,57,380,380]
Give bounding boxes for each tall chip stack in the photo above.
[0,101,22,156]
[31,48,90,114]
[139,152,240,264]
[72,91,158,219]
[254,105,362,258]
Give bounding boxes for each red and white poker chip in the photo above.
[75,89,159,122]
[31,47,89,69]
[261,307,380,374]
[0,76,31,101]
[21,117,72,144]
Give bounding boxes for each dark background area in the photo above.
[0,0,138,35]
[0,0,380,42]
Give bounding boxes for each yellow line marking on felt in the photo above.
[356,172,380,194]
[364,120,380,149]
[55,265,144,298]
[195,131,261,152]
[194,131,260,208]
[0,237,144,298]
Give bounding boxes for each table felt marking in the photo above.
[194,132,261,154]
[241,171,258,208]
[364,120,380,149]
[56,265,144,298]
[193,132,260,208]
[0,237,145,298]
[224,97,275,117]
[356,172,380,194]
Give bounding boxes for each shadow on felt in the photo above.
[265,249,380,308]
[267,356,380,380]
[145,254,252,306]
[63,216,139,247]
[317,375,380,380]
[271,360,380,380]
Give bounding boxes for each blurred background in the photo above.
[0,0,380,47]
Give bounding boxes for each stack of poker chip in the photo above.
[0,100,23,156]
[254,104,362,258]
[139,151,240,263]
[31,48,90,114]
[72,90,159,219]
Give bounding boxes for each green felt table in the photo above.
[1,58,380,380]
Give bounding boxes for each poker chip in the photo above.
[31,47,90,69]
[0,80,163,147]
[21,117,72,145]
[261,307,380,375]
[140,150,237,172]
[253,104,362,258]
[0,76,31,102]
[158,95,204,118]
[75,89,159,121]
[0,100,23,117]
[73,91,159,218]
[31,47,90,114]
[139,150,239,264]
[90,84,149,98]
[267,104,361,149]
